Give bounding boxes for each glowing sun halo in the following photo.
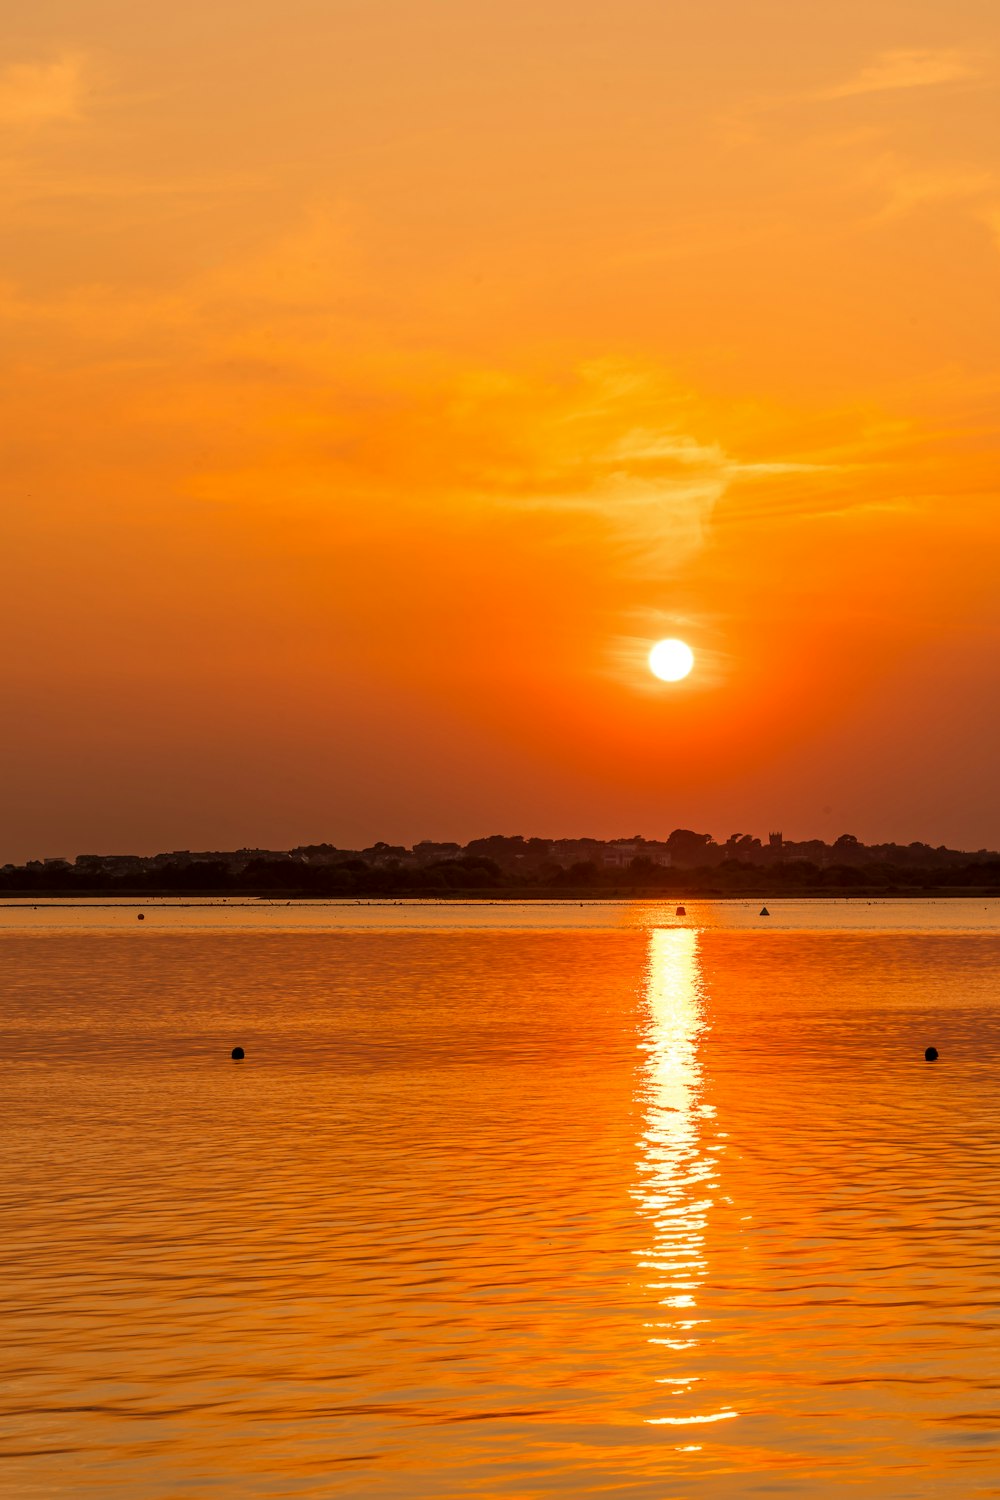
[649,638,695,682]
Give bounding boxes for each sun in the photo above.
[649,638,694,682]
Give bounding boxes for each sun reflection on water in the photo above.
[634,928,738,1432]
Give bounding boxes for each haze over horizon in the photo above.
[3,0,999,864]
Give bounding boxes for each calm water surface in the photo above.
[1,900,999,1497]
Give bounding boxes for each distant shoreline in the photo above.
[2,887,999,903]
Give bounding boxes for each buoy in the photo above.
[675,905,686,916]
[760,906,770,917]
[137,913,145,921]
[925,1046,938,1062]
[231,1046,245,1061]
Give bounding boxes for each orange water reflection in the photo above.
[634,928,738,1435]
[4,917,1000,1496]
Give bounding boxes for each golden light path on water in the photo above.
[635,929,737,1440]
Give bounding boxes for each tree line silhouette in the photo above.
[4,850,1000,898]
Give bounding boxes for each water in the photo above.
[1,900,999,1497]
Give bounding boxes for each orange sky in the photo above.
[3,1,1000,861]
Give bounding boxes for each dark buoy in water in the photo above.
[231,1046,245,1061]
[675,905,686,916]
[760,906,770,917]
[925,1046,938,1062]
[137,913,145,921]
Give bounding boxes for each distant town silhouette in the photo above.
[5,831,1000,897]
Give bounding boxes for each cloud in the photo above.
[529,467,727,576]
[818,49,976,101]
[438,371,732,575]
[0,205,849,585]
[876,164,996,218]
[850,147,1000,232]
[0,54,88,126]
[497,393,839,577]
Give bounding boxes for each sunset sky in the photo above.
[3,0,1000,861]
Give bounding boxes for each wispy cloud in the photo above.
[506,401,839,577]
[818,48,977,101]
[0,54,88,126]
[875,163,996,218]
[0,209,852,583]
[528,467,727,575]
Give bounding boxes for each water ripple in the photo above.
[1,917,999,1495]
